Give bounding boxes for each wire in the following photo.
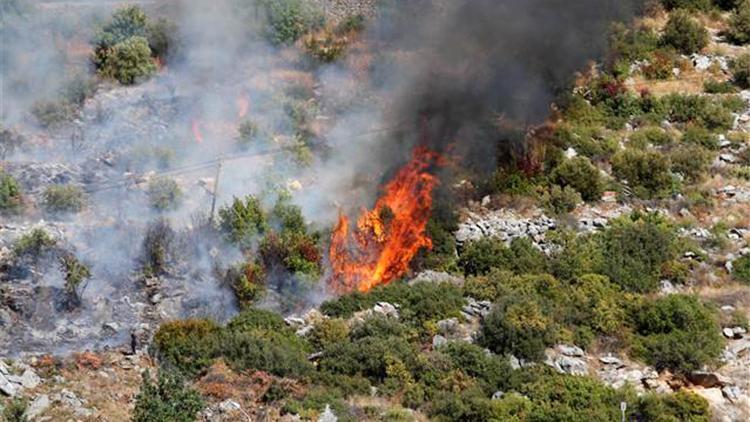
[82,123,411,194]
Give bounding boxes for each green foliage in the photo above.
[704,79,737,93]
[731,53,750,88]
[541,184,581,215]
[30,100,76,128]
[42,184,85,214]
[636,390,711,422]
[96,36,156,85]
[147,177,182,211]
[597,213,676,292]
[682,125,718,150]
[728,0,750,45]
[94,5,148,48]
[153,319,221,377]
[611,148,673,198]
[608,22,660,63]
[661,0,713,10]
[731,254,750,283]
[632,295,724,373]
[237,120,260,149]
[1,397,27,422]
[146,18,178,61]
[549,156,604,201]
[259,0,324,45]
[320,281,465,328]
[132,369,204,422]
[225,261,266,308]
[218,195,267,249]
[141,218,176,277]
[458,237,547,277]
[670,143,714,182]
[481,167,539,197]
[308,318,350,350]
[663,93,735,130]
[661,10,708,54]
[12,228,56,258]
[60,254,91,310]
[629,127,674,147]
[0,171,22,213]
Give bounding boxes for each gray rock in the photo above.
[18,369,40,389]
[556,356,588,376]
[437,318,459,335]
[722,385,742,403]
[318,404,337,422]
[372,302,399,318]
[409,271,464,287]
[492,391,505,400]
[557,344,585,357]
[724,327,737,339]
[599,355,623,366]
[24,395,50,420]
[432,335,448,349]
[218,399,241,412]
[0,373,18,396]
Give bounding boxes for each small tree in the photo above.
[731,53,750,88]
[611,148,673,199]
[42,184,86,214]
[96,36,156,85]
[59,254,92,310]
[132,369,204,422]
[218,195,268,249]
[661,10,708,54]
[549,156,604,201]
[147,177,182,211]
[728,1,750,45]
[142,219,176,277]
[0,170,22,213]
[259,0,324,45]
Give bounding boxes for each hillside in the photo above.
[2,0,750,421]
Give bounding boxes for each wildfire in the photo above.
[329,146,442,292]
[236,96,250,119]
[191,119,204,144]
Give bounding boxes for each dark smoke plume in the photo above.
[368,0,644,171]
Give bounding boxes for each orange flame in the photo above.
[329,146,441,292]
[191,120,204,144]
[236,96,250,119]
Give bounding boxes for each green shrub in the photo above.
[636,390,711,422]
[611,149,673,198]
[218,329,314,377]
[458,237,547,277]
[663,94,735,130]
[237,120,260,149]
[141,218,176,277]
[670,144,714,182]
[442,342,513,395]
[608,22,660,63]
[59,254,92,310]
[631,295,724,373]
[728,1,750,44]
[259,0,324,45]
[660,0,712,10]
[42,184,85,214]
[661,10,709,54]
[154,319,221,376]
[549,156,604,201]
[541,185,581,215]
[96,36,156,85]
[682,125,718,150]
[319,334,416,381]
[308,318,350,350]
[731,255,750,283]
[31,100,76,128]
[704,79,737,93]
[641,50,678,80]
[224,262,266,308]
[147,177,182,211]
[218,195,267,249]
[478,295,556,361]
[731,53,750,88]
[1,397,27,422]
[146,17,178,61]
[597,213,676,293]
[0,126,25,159]
[629,127,674,147]
[0,171,22,213]
[13,228,56,258]
[481,167,539,197]
[132,369,204,422]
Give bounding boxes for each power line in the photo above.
[82,123,410,194]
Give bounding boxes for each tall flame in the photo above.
[236,96,250,119]
[191,120,204,144]
[329,146,441,292]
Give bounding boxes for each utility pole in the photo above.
[209,159,223,224]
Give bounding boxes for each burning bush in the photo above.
[42,184,86,215]
[0,170,22,214]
